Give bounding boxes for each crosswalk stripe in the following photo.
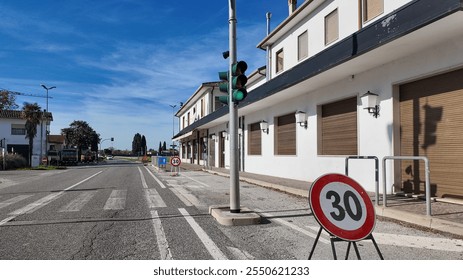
[0,195,34,210]
[59,191,97,212]
[103,190,127,210]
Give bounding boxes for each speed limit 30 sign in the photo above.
[309,173,376,241]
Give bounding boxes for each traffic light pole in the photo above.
[228,0,240,213]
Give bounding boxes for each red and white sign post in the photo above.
[308,173,383,260]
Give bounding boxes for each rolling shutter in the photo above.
[321,97,358,155]
[275,113,296,155]
[248,123,262,155]
[400,68,463,198]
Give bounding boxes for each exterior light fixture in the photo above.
[295,111,307,128]
[260,120,269,134]
[361,91,380,118]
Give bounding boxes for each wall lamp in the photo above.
[295,111,307,128]
[361,91,380,118]
[260,120,269,134]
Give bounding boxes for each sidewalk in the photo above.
[174,162,463,238]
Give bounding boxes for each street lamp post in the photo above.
[40,84,56,164]
[170,105,176,152]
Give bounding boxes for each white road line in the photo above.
[0,195,34,210]
[180,173,210,188]
[103,190,127,210]
[145,189,167,208]
[256,209,329,244]
[59,191,97,212]
[0,171,103,226]
[144,166,167,189]
[151,210,173,260]
[227,246,255,260]
[373,232,463,252]
[170,188,193,207]
[178,208,227,260]
[138,167,149,189]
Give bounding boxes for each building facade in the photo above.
[0,110,52,165]
[174,0,463,198]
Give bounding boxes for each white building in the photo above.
[174,0,463,199]
[0,110,52,164]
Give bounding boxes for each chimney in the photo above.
[288,0,297,15]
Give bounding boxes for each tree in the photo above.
[158,141,162,153]
[22,102,42,166]
[132,133,142,155]
[141,135,147,156]
[162,141,167,151]
[0,90,18,110]
[61,120,100,161]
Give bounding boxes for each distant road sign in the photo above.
[309,173,376,241]
[170,156,181,167]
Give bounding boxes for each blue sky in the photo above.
[0,0,289,150]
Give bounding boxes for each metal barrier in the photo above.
[345,156,379,206]
[382,156,431,216]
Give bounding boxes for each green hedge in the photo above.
[0,154,28,170]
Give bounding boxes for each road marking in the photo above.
[180,173,210,188]
[0,171,103,226]
[170,188,193,207]
[145,189,167,208]
[144,166,167,189]
[373,232,463,252]
[227,246,255,260]
[178,208,227,260]
[59,191,97,212]
[103,190,127,210]
[138,167,149,189]
[151,210,173,260]
[256,209,329,244]
[0,195,34,210]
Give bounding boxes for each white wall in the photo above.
[244,35,463,193]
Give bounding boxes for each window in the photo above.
[11,124,26,135]
[319,97,358,155]
[274,113,296,155]
[248,122,262,155]
[298,31,308,61]
[276,48,284,73]
[325,9,339,45]
[363,0,383,23]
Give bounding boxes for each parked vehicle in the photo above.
[48,148,79,166]
[61,149,78,165]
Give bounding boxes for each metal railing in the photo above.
[345,156,379,206]
[382,156,431,216]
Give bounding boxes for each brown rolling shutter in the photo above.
[275,113,296,155]
[325,9,339,45]
[363,0,384,22]
[248,123,262,155]
[321,97,358,155]
[400,68,463,198]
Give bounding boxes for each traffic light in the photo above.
[218,61,248,105]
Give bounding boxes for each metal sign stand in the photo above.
[308,227,384,260]
[170,165,180,176]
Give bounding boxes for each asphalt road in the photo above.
[0,159,462,260]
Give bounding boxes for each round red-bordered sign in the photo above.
[170,156,181,167]
[309,173,376,241]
